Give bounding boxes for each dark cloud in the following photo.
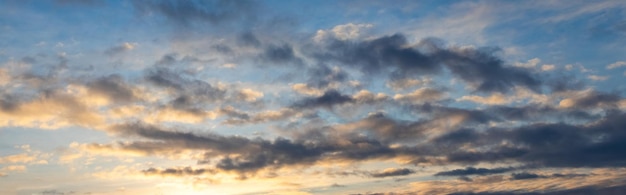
[309,34,541,93]
[0,94,20,112]
[437,111,626,168]
[87,74,137,103]
[312,34,439,77]
[145,67,226,109]
[435,46,541,93]
[132,0,257,26]
[449,184,626,195]
[306,64,349,88]
[212,44,233,54]
[488,104,600,121]
[261,44,301,65]
[563,91,622,109]
[291,90,354,109]
[105,122,402,174]
[510,172,545,180]
[369,168,415,178]
[238,31,261,47]
[434,167,514,176]
[155,54,177,66]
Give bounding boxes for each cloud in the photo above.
[145,67,226,109]
[235,88,264,102]
[607,61,626,69]
[291,90,354,109]
[314,23,373,42]
[86,74,139,104]
[261,44,301,65]
[237,31,261,47]
[514,58,541,68]
[142,167,215,177]
[370,168,415,178]
[541,64,556,71]
[558,90,621,109]
[458,93,509,105]
[588,75,609,81]
[510,172,546,180]
[0,154,37,164]
[435,167,514,176]
[104,42,136,56]
[393,88,446,104]
[310,34,540,93]
[311,34,440,78]
[0,89,104,129]
[132,0,257,26]
[386,78,430,91]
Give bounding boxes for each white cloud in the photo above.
[541,64,556,71]
[314,23,373,42]
[514,58,541,68]
[588,75,609,81]
[607,61,626,69]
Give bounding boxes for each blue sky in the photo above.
[1,0,626,194]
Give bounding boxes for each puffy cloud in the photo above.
[310,34,541,93]
[314,23,373,42]
[236,88,264,102]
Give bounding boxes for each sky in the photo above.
[1,0,626,194]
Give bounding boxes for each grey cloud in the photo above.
[434,167,514,177]
[564,91,621,109]
[105,122,401,174]
[133,0,257,26]
[261,44,301,65]
[212,44,233,54]
[21,56,37,64]
[488,105,600,121]
[142,167,215,176]
[435,111,626,168]
[111,122,254,153]
[291,90,354,109]
[306,64,349,88]
[369,168,415,178]
[145,67,226,109]
[312,34,439,77]
[450,184,626,195]
[436,46,541,93]
[104,43,134,56]
[309,34,541,93]
[0,94,20,112]
[87,74,137,103]
[510,172,546,180]
[238,31,261,47]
